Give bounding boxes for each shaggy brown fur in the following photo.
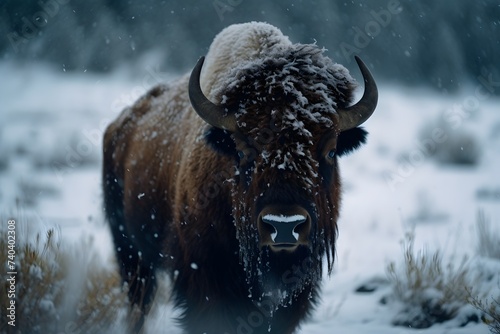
[103,25,373,333]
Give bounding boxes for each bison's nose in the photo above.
[262,215,306,243]
[258,206,311,251]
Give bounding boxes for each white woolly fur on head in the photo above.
[200,22,293,100]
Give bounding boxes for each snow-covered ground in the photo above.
[1,60,499,333]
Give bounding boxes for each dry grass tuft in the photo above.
[1,229,67,332]
[467,210,500,334]
[476,210,500,260]
[469,292,500,334]
[76,272,126,333]
[386,232,473,328]
[0,222,127,334]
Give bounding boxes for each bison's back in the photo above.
[103,75,200,260]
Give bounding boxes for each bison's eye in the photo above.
[235,147,257,164]
[326,149,336,160]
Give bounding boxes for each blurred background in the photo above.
[1,2,499,333]
[1,0,499,93]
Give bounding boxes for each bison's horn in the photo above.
[338,56,378,131]
[189,56,237,132]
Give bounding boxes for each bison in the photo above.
[103,22,378,333]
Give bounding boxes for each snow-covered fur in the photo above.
[103,22,371,334]
[201,22,293,99]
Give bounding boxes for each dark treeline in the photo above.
[1,0,499,93]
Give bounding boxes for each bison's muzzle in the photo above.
[258,205,311,252]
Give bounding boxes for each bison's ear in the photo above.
[336,127,368,157]
[204,127,237,157]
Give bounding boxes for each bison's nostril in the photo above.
[292,224,301,241]
[262,214,307,243]
[261,220,278,242]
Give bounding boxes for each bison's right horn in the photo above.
[189,56,237,132]
[337,56,378,131]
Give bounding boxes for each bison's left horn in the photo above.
[338,56,378,131]
[189,56,237,132]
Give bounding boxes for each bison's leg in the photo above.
[114,229,157,311]
[103,170,158,331]
[119,240,157,333]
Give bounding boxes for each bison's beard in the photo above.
[258,245,321,306]
[233,191,327,312]
[237,222,322,313]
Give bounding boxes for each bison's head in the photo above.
[189,45,377,306]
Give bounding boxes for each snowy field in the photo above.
[1,60,499,333]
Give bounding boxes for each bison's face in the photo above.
[228,107,344,254]
[189,47,377,302]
